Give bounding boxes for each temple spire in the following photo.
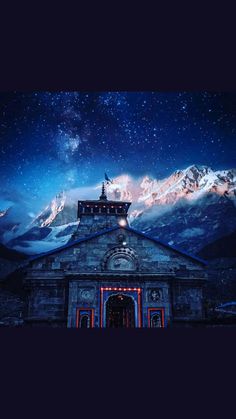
[99,181,107,201]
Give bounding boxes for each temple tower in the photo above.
[71,182,131,240]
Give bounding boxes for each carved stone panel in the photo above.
[147,288,163,302]
[108,255,135,271]
[78,287,96,303]
[101,247,139,271]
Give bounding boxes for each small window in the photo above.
[148,308,164,328]
[76,308,94,328]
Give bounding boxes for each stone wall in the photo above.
[72,214,128,239]
[0,289,25,326]
[24,279,67,326]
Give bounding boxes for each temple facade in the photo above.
[23,184,207,327]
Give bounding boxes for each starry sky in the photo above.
[0,91,236,213]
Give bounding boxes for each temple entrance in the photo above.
[106,294,135,328]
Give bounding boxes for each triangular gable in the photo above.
[28,225,207,266]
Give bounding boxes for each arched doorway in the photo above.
[106,294,135,328]
[80,314,90,328]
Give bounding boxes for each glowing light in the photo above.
[119,219,127,227]
[100,287,142,328]
[102,287,142,292]
[122,241,127,246]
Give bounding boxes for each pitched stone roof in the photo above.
[28,225,207,265]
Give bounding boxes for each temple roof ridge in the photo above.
[28,225,207,265]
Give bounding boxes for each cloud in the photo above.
[66,185,99,202]
[0,187,27,205]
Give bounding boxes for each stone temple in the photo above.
[23,183,207,327]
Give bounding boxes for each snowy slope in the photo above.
[32,191,77,227]
[8,221,79,255]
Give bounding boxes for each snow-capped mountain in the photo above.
[128,165,236,253]
[1,165,236,255]
[106,165,236,211]
[0,208,9,218]
[32,191,77,227]
[1,191,79,254]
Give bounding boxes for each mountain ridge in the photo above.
[1,164,236,255]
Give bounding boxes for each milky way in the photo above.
[0,91,235,212]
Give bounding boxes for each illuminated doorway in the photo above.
[106,294,135,328]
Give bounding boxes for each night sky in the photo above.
[0,91,236,213]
